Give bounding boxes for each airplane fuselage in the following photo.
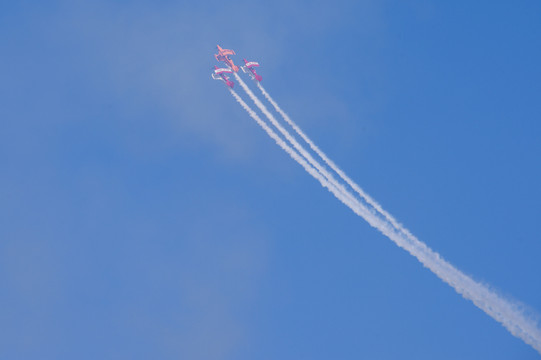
[215,45,239,72]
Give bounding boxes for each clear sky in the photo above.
[1,1,541,359]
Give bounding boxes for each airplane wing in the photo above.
[221,49,236,56]
[214,67,233,74]
[245,61,260,68]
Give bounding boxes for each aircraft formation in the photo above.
[211,45,262,88]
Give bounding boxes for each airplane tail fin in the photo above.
[255,74,262,82]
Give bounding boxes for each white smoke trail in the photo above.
[234,81,541,353]
[229,88,394,257]
[234,74,361,207]
[257,82,404,223]
[228,89,357,212]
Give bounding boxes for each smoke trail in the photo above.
[257,82,402,222]
[229,89,396,262]
[234,74,361,207]
[235,82,541,353]
[228,89,357,212]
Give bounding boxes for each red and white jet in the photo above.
[211,66,234,88]
[214,45,239,72]
[241,59,262,82]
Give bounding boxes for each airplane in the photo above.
[214,45,239,72]
[241,59,262,82]
[211,66,234,88]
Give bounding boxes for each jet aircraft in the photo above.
[211,66,234,88]
[241,59,262,82]
[214,45,239,72]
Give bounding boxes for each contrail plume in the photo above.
[234,73,361,207]
[257,82,404,224]
[228,89,356,211]
[232,81,541,353]
[229,88,389,249]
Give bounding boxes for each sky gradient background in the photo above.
[1,1,541,359]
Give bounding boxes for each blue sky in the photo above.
[1,1,540,359]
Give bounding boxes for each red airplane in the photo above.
[214,45,239,72]
[241,59,262,82]
[211,66,234,88]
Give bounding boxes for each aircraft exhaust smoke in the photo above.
[229,88,373,220]
[221,60,541,354]
[234,74,363,207]
[253,82,541,353]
